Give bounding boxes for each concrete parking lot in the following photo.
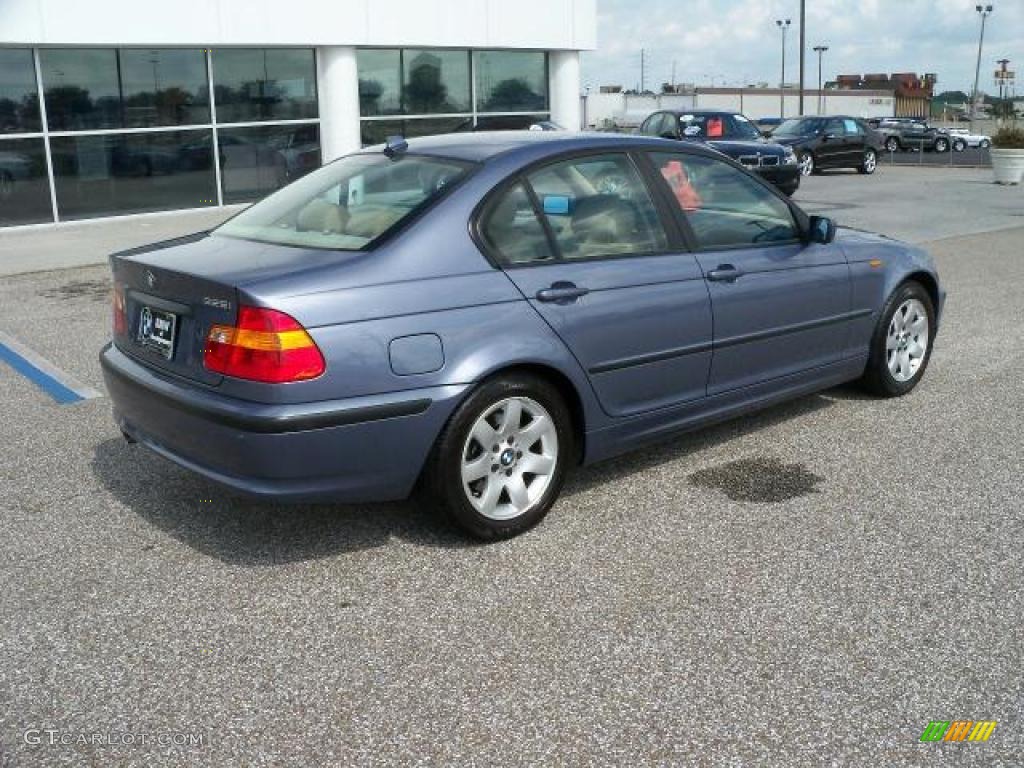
[1,167,1022,766]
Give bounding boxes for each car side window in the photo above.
[825,119,844,137]
[525,154,669,261]
[480,182,555,265]
[843,118,860,135]
[649,152,800,250]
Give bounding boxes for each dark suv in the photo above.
[875,119,967,153]
[640,110,801,195]
[769,116,883,176]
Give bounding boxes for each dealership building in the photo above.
[0,0,595,228]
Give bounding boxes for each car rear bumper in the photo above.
[100,343,466,503]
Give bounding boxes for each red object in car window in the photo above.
[707,117,724,138]
[660,160,702,212]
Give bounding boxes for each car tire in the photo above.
[859,281,936,398]
[858,149,878,174]
[933,137,949,153]
[798,151,815,176]
[979,139,991,149]
[953,139,967,152]
[884,137,900,153]
[421,373,573,540]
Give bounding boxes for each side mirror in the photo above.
[808,215,836,245]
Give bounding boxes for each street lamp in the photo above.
[776,18,791,119]
[971,4,994,129]
[813,45,829,115]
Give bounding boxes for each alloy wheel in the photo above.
[460,397,559,521]
[863,150,877,173]
[886,298,930,383]
[799,152,814,176]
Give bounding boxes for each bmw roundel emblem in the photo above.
[140,306,153,338]
[146,270,157,289]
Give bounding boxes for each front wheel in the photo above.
[953,139,967,152]
[979,139,991,149]
[860,282,935,397]
[858,149,878,174]
[798,151,815,176]
[885,137,900,153]
[422,374,572,540]
[933,137,949,153]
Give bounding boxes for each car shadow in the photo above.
[92,387,847,565]
[91,438,476,566]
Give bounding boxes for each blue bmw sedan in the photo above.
[101,132,944,539]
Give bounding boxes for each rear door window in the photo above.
[525,154,668,261]
[480,182,554,265]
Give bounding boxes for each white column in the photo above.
[549,50,582,131]
[317,46,362,161]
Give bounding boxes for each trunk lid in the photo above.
[110,231,365,384]
[111,233,242,385]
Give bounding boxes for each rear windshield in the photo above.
[215,153,472,250]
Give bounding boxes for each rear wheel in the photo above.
[953,139,967,152]
[933,137,949,153]
[422,374,572,540]
[860,281,935,397]
[858,148,878,174]
[979,139,991,149]
[884,136,900,153]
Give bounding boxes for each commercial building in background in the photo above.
[584,88,895,131]
[0,0,595,228]
[832,73,936,118]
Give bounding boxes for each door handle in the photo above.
[706,265,745,283]
[536,282,590,304]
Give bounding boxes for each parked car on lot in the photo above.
[876,119,967,153]
[947,127,992,148]
[640,109,801,195]
[769,116,883,176]
[101,132,944,540]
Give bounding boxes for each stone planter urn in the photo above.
[990,148,1024,185]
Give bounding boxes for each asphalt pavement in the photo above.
[0,176,1022,766]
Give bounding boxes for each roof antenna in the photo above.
[383,135,408,158]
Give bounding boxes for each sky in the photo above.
[581,0,1024,96]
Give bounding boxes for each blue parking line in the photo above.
[0,334,100,405]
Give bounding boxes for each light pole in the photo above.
[777,18,791,119]
[813,45,829,115]
[798,0,806,115]
[971,4,993,129]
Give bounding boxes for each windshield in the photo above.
[773,118,825,137]
[215,153,472,250]
[729,114,763,140]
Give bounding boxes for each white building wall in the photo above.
[0,0,596,49]
[695,90,895,119]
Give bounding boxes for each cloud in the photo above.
[582,0,1023,94]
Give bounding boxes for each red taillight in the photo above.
[203,306,325,383]
[112,282,127,335]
